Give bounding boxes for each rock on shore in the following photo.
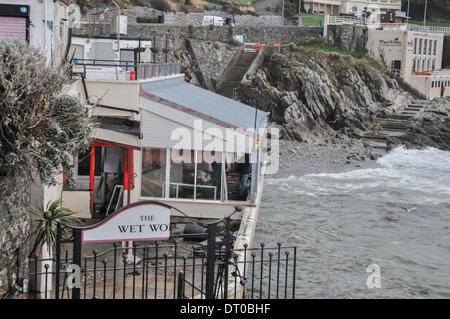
[236,44,400,144]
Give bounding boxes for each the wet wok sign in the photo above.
[81,202,171,243]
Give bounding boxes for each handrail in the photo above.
[327,15,450,34]
[70,60,181,81]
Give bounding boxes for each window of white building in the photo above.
[141,148,253,202]
[141,148,167,197]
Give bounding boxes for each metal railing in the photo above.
[162,182,218,200]
[407,24,450,34]
[431,69,450,76]
[136,62,181,80]
[70,59,181,81]
[328,15,368,26]
[327,15,450,34]
[19,212,297,300]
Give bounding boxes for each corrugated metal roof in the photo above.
[140,76,269,132]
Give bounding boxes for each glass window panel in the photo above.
[141,148,166,197]
[225,153,252,201]
[77,147,102,176]
[170,149,195,199]
[196,151,222,200]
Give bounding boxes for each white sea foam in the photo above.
[257,147,450,298]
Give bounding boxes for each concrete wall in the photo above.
[3,0,70,64]
[0,177,31,298]
[70,37,152,62]
[85,81,140,116]
[366,29,405,70]
[80,6,282,27]
[326,24,367,55]
[73,23,323,45]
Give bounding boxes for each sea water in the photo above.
[256,146,450,298]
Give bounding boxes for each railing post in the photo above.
[205,223,217,299]
[177,272,185,299]
[222,218,231,299]
[54,223,62,299]
[72,228,82,299]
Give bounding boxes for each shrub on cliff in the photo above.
[0,38,94,189]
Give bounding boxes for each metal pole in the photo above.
[281,0,285,26]
[205,223,216,299]
[54,223,62,299]
[298,0,302,26]
[406,0,411,24]
[423,0,428,26]
[72,229,82,299]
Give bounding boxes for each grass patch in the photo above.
[301,14,324,26]
[300,42,381,69]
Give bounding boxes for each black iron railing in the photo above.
[69,59,181,81]
[19,202,297,300]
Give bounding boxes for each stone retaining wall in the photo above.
[326,24,368,56]
[81,6,283,26]
[74,23,323,45]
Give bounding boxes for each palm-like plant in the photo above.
[30,199,78,256]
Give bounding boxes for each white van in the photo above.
[202,16,224,26]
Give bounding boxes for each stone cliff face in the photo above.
[236,45,400,143]
[163,37,239,92]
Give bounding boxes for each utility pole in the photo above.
[298,0,302,26]
[406,0,410,24]
[281,0,285,26]
[423,0,428,26]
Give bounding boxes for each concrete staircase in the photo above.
[217,51,258,99]
[253,0,281,16]
[359,101,428,153]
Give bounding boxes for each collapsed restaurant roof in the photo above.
[139,76,269,132]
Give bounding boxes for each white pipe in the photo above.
[44,0,48,56]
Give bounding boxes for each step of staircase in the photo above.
[217,51,258,99]
[362,140,388,149]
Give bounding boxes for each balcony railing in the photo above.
[431,69,450,76]
[136,62,181,80]
[327,16,450,34]
[407,24,450,34]
[70,59,181,81]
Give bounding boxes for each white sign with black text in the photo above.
[81,202,171,243]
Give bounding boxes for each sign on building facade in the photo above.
[81,201,171,243]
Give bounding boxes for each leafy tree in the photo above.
[0,38,94,189]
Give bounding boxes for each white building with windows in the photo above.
[366,29,450,99]
[0,0,71,64]
[303,0,401,16]
[58,46,270,219]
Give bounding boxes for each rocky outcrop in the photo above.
[388,98,450,151]
[236,44,399,143]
